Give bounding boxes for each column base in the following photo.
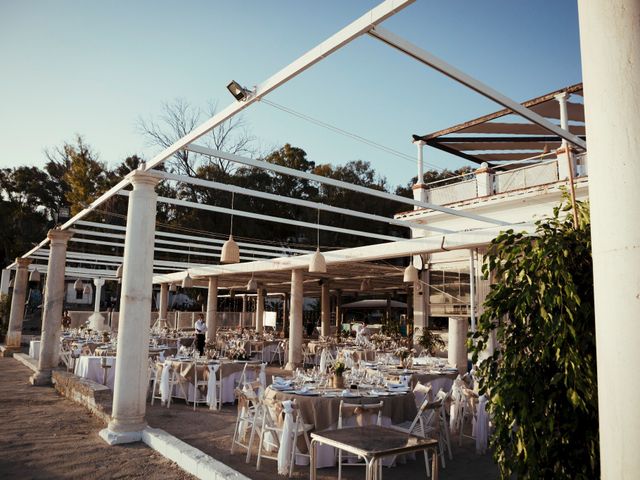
[0,345,21,357]
[99,427,144,445]
[29,370,52,386]
[284,361,301,371]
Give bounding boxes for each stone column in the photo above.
[241,294,247,328]
[3,257,32,353]
[320,282,330,337]
[448,316,468,374]
[30,230,73,384]
[255,287,264,334]
[475,247,497,363]
[475,163,494,197]
[157,283,168,330]
[206,276,218,342]
[285,269,303,370]
[412,269,427,343]
[88,277,107,331]
[100,171,159,445]
[578,1,640,476]
[282,293,289,335]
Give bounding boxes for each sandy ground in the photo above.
[0,357,498,480]
[0,356,195,480]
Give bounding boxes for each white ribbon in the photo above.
[160,363,171,403]
[206,364,220,410]
[277,400,295,475]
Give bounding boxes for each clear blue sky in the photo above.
[0,0,582,188]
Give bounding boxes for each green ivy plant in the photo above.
[470,199,598,479]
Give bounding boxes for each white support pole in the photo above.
[369,26,587,150]
[414,139,425,185]
[158,283,169,330]
[320,282,331,338]
[242,295,247,328]
[30,230,73,384]
[285,269,304,370]
[88,277,106,331]
[448,316,469,374]
[578,1,640,477]
[256,288,265,334]
[1,269,10,295]
[469,249,476,332]
[555,92,575,180]
[100,171,160,445]
[206,276,218,342]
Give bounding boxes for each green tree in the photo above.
[470,200,598,479]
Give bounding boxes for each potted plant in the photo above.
[332,357,346,389]
[416,327,445,356]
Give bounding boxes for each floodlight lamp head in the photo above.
[227,80,251,102]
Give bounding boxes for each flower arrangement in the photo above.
[333,357,346,376]
[227,345,248,360]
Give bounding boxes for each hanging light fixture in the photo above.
[403,256,419,283]
[83,283,92,295]
[181,273,193,289]
[116,264,123,279]
[8,278,15,289]
[73,278,84,291]
[309,208,326,273]
[196,293,203,303]
[221,192,240,264]
[29,268,41,283]
[168,282,176,292]
[246,274,258,291]
[360,278,371,291]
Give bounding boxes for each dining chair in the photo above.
[337,400,384,480]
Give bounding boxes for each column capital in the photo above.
[47,228,74,244]
[15,257,31,269]
[127,170,161,189]
[554,92,569,102]
[412,138,426,147]
[93,277,106,287]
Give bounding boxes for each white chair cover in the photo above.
[259,363,267,395]
[160,363,171,403]
[206,364,220,409]
[277,400,295,475]
[344,351,353,369]
[159,351,165,362]
[473,394,489,454]
[319,349,327,373]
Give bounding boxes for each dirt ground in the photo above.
[0,356,195,480]
[0,357,498,480]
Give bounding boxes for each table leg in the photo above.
[431,446,439,480]
[365,457,375,480]
[310,439,317,480]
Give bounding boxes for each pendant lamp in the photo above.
[403,256,419,283]
[29,268,41,283]
[83,283,92,295]
[221,192,240,264]
[309,209,326,273]
[182,273,193,289]
[169,282,177,292]
[73,278,84,291]
[360,278,371,291]
[246,274,257,291]
[115,264,123,279]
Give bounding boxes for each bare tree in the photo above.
[137,98,255,176]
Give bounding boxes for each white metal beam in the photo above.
[150,170,451,234]
[368,26,587,150]
[118,191,402,243]
[186,144,508,226]
[142,0,416,173]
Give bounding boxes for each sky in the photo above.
[0,0,583,189]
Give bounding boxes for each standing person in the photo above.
[62,310,72,330]
[194,313,207,356]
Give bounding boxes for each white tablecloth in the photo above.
[74,355,116,389]
[29,341,41,360]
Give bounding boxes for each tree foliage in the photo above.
[470,200,598,479]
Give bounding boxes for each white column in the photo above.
[255,287,265,334]
[412,269,427,343]
[448,317,468,374]
[412,140,428,205]
[100,171,159,445]
[320,282,330,338]
[241,294,247,328]
[469,250,476,332]
[0,269,10,295]
[475,163,494,197]
[206,276,218,342]
[555,92,575,180]
[157,283,168,330]
[334,289,342,338]
[285,269,304,370]
[578,1,640,477]
[30,230,73,384]
[88,277,106,331]
[3,257,31,352]
[475,247,497,363]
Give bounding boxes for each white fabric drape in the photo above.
[160,363,171,403]
[344,351,353,369]
[206,364,220,410]
[319,349,327,373]
[277,400,295,475]
[473,394,489,454]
